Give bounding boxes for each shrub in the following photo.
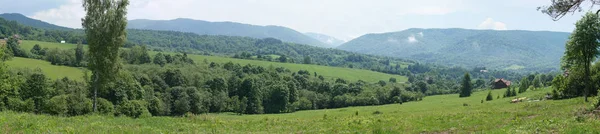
[372,110,383,115]
[45,95,68,116]
[66,94,93,116]
[6,97,35,113]
[296,98,313,110]
[117,100,151,118]
[97,98,114,115]
[486,91,493,101]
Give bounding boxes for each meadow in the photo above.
[14,40,407,83]
[1,87,598,133]
[4,57,85,80]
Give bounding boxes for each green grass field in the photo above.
[2,87,598,133]
[14,40,406,83]
[4,57,85,80]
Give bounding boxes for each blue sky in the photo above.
[0,0,594,41]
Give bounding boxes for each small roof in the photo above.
[494,78,511,86]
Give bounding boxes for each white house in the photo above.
[60,40,66,44]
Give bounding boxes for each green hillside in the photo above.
[338,28,570,72]
[5,57,85,80]
[128,18,328,47]
[16,40,406,83]
[2,87,597,133]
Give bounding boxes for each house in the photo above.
[60,40,66,44]
[492,78,511,89]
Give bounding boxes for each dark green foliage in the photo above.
[264,83,289,113]
[153,53,167,67]
[486,91,493,101]
[96,98,114,115]
[66,94,93,116]
[22,72,49,113]
[148,96,168,116]
[117,100,150,118]
[162,69,186,87]
[378,80,387,87]
[519,78,530,93]
[459,73,473,97]
[6,36,27,58]
[45,95,68,115]
[75,43,84,66]
[389,77,397,83]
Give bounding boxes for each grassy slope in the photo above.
[16,40,406,83]
[4,57,85,80]
[1,87,598,133]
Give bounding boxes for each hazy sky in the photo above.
[0,0,595,41]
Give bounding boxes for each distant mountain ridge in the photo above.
[305,32,345,47]
[338,28,570,72]
[0,13,72,30]
[127,18,328,47]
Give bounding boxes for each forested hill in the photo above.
[0,15,414,75]
[338,28,570,72]
[127,18,328,47]
[0,13,71,30]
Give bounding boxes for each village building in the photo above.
[492,78,511,89]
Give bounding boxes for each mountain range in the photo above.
[0,13,571,72]
[0,13,71,30]
[338,28,570,72]
[127,18,331,47]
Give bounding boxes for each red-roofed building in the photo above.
[493,78,511,89]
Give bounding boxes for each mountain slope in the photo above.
[338,28,570,72]
[305,32,345,47]
[0,13,72,30]
[127,18,328,47]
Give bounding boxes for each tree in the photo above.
[459,73,473,97]
[6,36,26,57]
[22,72,50,113]
[82,0,130,112]
[278,55,287,63]
[153,53,167,67]
[31,44,41,55]
[539,0,600,21]
[486,91,493,101]
[389,77,397,83]
[303,56,311,64]
[562,12,600,102]
[518,78,529,93]
[75,42,84,66]
[532,75,542,89]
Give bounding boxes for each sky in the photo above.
[0,0,595,41]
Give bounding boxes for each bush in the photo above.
[6,97,35,113]
[97,98,114,115]
[66,94,93,116]
[117,100,151,118]
[486,91,493,101]
[296,97,313,110]
[45,95,68,115]
[148,96,168,116]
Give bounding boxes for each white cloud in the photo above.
[30,0,84,28]
[407,35,418,43]
[418,32,424,37]
[477,18,507,30]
